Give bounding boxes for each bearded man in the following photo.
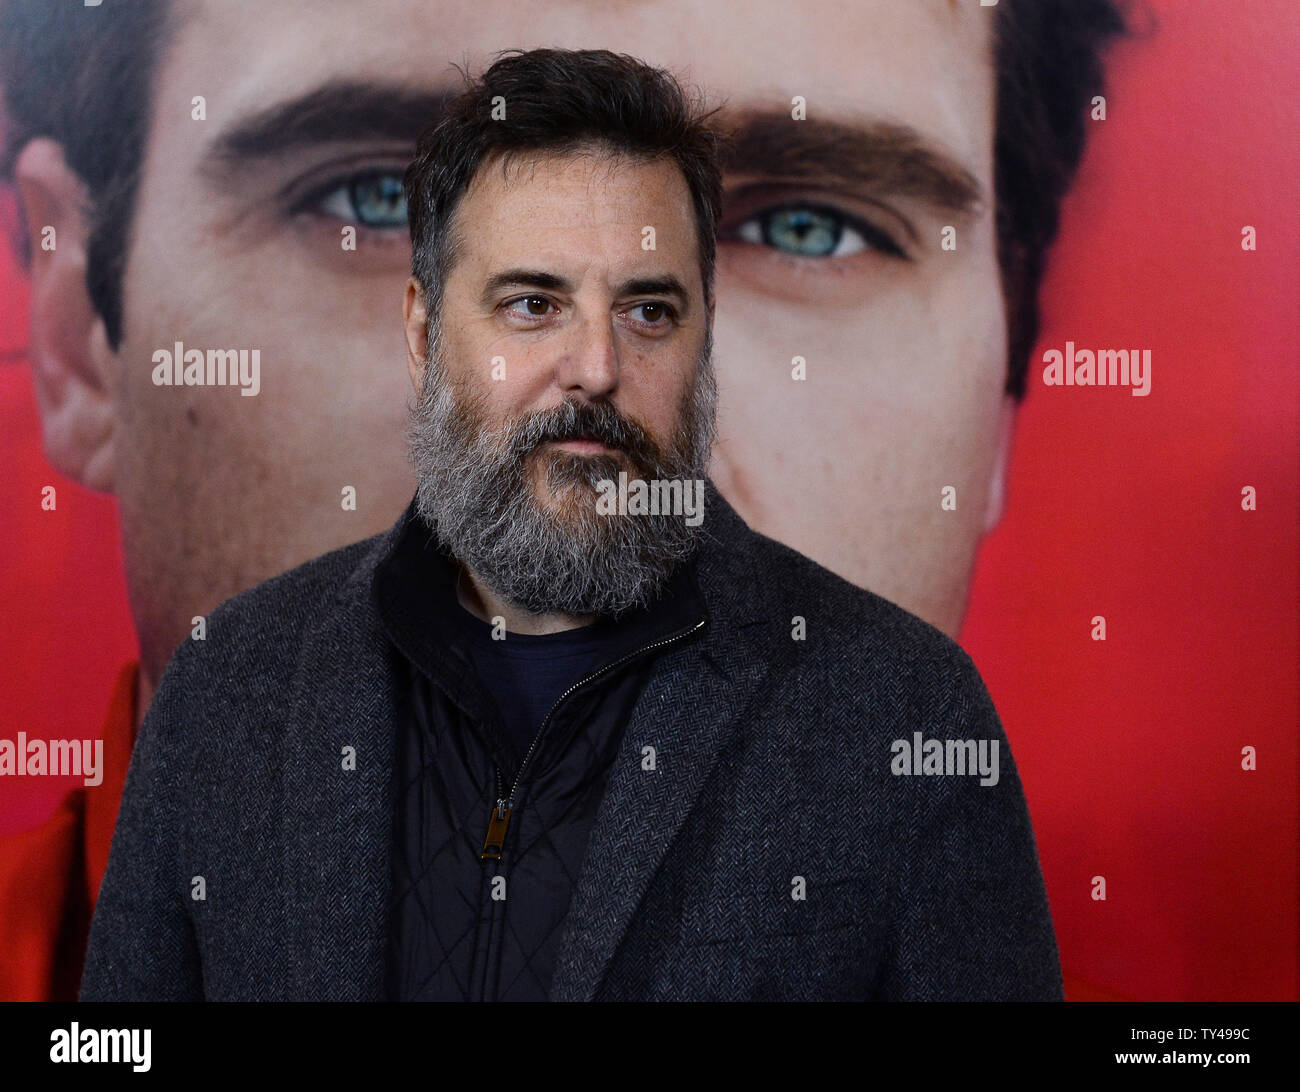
[81,48,1060,1002]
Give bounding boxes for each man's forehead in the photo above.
[164,0,994,182]
[466,148,692,207]
[457,154,700,277]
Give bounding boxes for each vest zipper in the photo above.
[478,616,706,861]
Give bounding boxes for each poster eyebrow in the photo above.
[720,109,987,226]
[201,80,457,176]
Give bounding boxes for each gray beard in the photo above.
[409,330,717,618]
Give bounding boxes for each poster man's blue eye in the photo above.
[763,207,843,256]
[732,203,902,259]
[348,172,407,229]
[307,170,409,229]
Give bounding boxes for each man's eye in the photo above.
[506,296,555,318]
[311,170,408,229]
[627,301,673,325]
[733,204,902,259]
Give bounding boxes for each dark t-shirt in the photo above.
[453,603,607,765]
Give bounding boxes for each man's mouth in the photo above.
[547,436,618,456]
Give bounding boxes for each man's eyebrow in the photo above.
[615,276,691,314]
[481,269,572,304]
[720,110,987,229]
[481,271,692,314]
[201,80,455,175]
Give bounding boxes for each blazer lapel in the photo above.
[550,484,769,1001]
[283,544,398,1001]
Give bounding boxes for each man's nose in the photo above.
[553,312,619,399]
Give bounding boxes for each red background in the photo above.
[2,0,1297,1000]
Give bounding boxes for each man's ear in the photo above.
[13,138,116,493]
[982,394,1018,534]
[402,277,429,396]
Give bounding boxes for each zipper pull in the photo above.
[480,798,513,861]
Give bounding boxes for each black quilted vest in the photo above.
[373,503,707,1000]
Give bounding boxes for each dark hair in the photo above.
[0,0,174,351]
[403,48,724,326]
[992,1,1132,397]
[0,0,1133,398]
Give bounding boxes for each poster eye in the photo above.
[733,203,903,259]
[314,170,408,229]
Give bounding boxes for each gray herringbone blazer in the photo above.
[81,483,1063,1001]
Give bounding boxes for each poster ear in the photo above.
[982,394,1017,534]
[13,138,117,492]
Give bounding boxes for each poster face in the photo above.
[0,0,1295,1008]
